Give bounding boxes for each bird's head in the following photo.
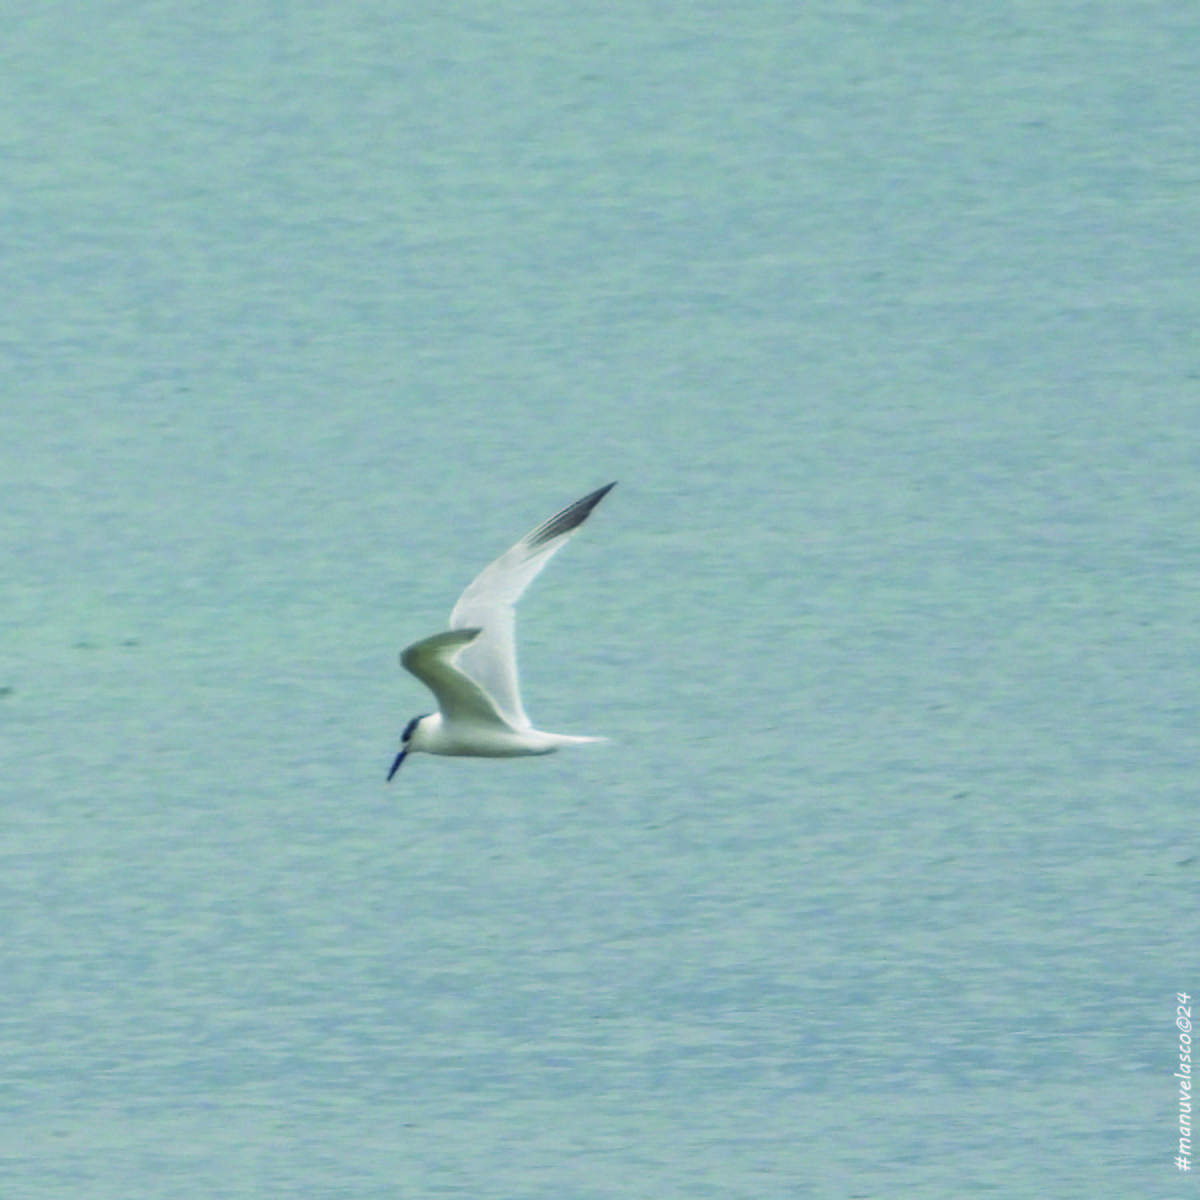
[387,713,430,781]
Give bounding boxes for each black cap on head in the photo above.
[387,713,429,781]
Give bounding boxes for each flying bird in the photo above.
[387,482,616,779]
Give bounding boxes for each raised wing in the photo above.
[400,628,512,729]
[448,482,616,728]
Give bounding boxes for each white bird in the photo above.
[387,482,616,778]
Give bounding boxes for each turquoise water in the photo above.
[3,3,1198,1197]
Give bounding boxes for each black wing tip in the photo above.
[528,481,617,548]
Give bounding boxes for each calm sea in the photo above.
[3,3,1198,1197]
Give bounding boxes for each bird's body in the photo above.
[401,709,598,758]
[388,483,615,778]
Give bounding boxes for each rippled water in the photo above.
[3,3,1197,1196]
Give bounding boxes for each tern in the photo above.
[387,482,616,778]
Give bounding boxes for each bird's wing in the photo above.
[399,628,512,729]
[448,482,616,728]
